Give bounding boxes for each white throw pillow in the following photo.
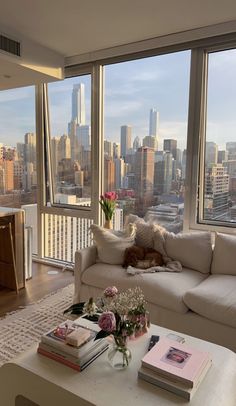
[125,214,155,248]
[90,224,135,265]
[211,232,236,275]
[165,231,212,274]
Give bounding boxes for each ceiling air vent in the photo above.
[0,34,21,57]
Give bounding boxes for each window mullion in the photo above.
[35,84,45,258]
[91,63,104,226]
[43,84,55,206]
[184,48,207,232]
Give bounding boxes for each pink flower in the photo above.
[104,286,118,298]
[98,311,116,332]
[104,191,117,201]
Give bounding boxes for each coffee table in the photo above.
[0,323,236,406]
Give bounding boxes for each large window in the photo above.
[47,75,92,208]
[199,48,236,226]
[0,86,37,253]
[29,36,236,264]
[43,75,93,262]
[104,51,190,232]
[0,86,36,204]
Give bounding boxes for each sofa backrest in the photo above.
[211,232,236,275]
[165,231,213,274]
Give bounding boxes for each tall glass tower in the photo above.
[149,108,159,137]
[71,83,85,125]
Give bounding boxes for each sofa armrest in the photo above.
[73,245,97,303]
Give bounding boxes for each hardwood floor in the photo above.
[0,262,74,317]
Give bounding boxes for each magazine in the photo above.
[141,337,211,388]
[138,358,212,400]
[38,339,109,366]
[38,344,108,372]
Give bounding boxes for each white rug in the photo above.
[0,284,74,366]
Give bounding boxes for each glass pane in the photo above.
[104,51,190,232]
[202,49,236,224]
[0,86,37,254]
[47,75,91,207]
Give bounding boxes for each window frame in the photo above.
[36,33,236,260]
[36,64,104,258]
[185,42,236,234]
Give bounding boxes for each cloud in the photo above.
[206,120,236,149]
[105,99,143,119]
[131,70,162,82]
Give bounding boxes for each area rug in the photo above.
[0,284,74,366]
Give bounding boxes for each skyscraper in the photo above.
[135,147,154,212]
[24,162,36,191]
[205,142,218,167]
[226,142,236,160]
[71,83,85,125]
[133,136,141,152]
[143,135,158,150]
[113,142,121,159]
[163,139,177,160]
[218,150,228,164]
[104,157,115,191]
[24,133,36,165]
[120,125,132,158]
[204,164,229,220]
[76,125,91,151]
[176,148,183,169]
[149,108,159,137]
[154,151,173,195]
[104,140,113,158]
[114,158,125,189]
[58,134,71,160]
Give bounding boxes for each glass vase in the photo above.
[107,337,132,369]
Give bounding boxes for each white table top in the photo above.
[1,323,236,406]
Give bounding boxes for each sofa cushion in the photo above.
[81,264,207,314]
[90,224,135,265]
[165,231,212,274]
[211,232,236,275]
[184,275,236,328]
[125,214,155,248]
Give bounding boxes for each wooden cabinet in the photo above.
[0,208,25,292]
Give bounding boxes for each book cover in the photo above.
[138,359,212,400]
[41,320,100,358]
[37,344,108,372]
[38,347,81,371]
[142,338,211,388]
[38,340,109,366]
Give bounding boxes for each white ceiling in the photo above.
[0,0,236,58]
[0,58,60,90]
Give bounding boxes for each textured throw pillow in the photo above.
[125,214,155,248]
[165,231,212,274]
[90,224,136,265]
[211,232,236,275]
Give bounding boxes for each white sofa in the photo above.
[74,228,236,352]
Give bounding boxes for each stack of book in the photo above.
[37,319,108,371]
[139,338,212,400]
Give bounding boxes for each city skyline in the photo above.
[0,76,235,258]
[0,49,236,150]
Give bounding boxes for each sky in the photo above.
[0,48,235,151]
